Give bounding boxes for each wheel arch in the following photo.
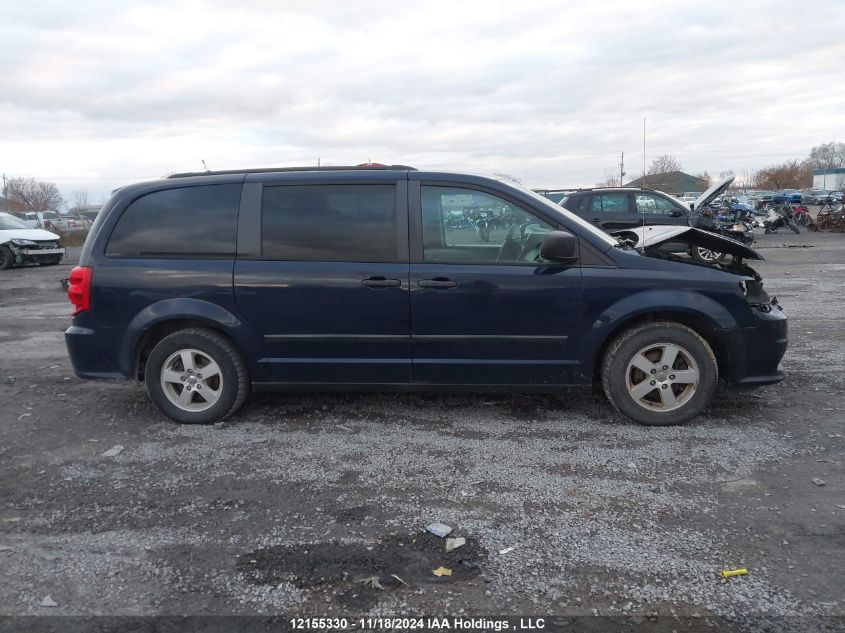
[582,290,737,384]
[121,298,262,381]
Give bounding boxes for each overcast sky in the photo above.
[1,0,844,203]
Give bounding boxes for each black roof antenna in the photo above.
[201,160,210,172]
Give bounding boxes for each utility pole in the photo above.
[619,152,625,187]
[2,173,6,198]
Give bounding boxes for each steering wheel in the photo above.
[496,223,521,262]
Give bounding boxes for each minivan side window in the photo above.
[106,184,241,257]
[261,184,399,262]
[421,186,553,264]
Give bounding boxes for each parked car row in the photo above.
[15,210,91,233]
[744,189,843,207]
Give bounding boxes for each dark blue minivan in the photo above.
[65,166,787,426]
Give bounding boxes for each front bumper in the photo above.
[716,306,787,387]
[7,243,65,264]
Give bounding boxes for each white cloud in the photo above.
[1,0,843,202]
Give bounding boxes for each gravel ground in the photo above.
[0,233,843,632]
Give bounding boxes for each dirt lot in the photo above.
[0,231,843,631]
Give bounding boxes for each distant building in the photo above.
[812,168,845,191]
[625,171,709,195]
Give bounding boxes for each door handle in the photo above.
[592,218,601,222]
[418,278,458,289]
[361,277,401,288]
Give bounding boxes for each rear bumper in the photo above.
[717,306,788,387]
[65,325,130,380]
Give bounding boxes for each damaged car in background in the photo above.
[0,212,65,270]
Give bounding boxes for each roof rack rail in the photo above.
[568,186,658,193]
[167,165,418,178]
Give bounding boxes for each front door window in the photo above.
[421,186,554,264]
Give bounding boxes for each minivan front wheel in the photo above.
[601,322,718,426]
[144,328,248,424]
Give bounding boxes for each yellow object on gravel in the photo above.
[721,568,748,578]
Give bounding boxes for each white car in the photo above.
[0,212,66,270]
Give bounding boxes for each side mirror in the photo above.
[540,231,579,264]
[689,203,695,212]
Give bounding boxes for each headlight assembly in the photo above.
[10,239,37,246]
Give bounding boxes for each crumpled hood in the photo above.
[0,228,61,242]
[618,225,764,260]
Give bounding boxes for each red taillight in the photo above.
[68,266,93,316]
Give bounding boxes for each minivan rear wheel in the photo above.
[144,328,249,424]
[601,322,718,426]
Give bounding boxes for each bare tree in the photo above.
[647,154,682,175]
[69,188,89,210]
[595,168,621,187]
[696,171,713,188]
[4,177,64,211]
[753,160,812,190]
[493,172,523,185]
[804,141,845,170]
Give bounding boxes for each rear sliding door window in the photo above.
[261,184,399,262]
[106,184,241,257]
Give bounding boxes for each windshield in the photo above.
[0,213,29,230]
[497,179,618,248]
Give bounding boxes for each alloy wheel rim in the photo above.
[625,343,700,412]
[696,247,722,262]
[160,348,223,412]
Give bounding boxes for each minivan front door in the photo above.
[234,179,411,385]
[409,184,582,386]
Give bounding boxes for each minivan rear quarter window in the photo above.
[106,184,241,257]
[261,184,399,262]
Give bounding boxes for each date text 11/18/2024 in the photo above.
[290,617,546,631]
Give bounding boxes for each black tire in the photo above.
[601,322,718,426]
[0,245,14,270]
[144,328,249,424]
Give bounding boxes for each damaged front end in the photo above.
[616,225,778,310]
[4,238,66,266]
[614,225,786,386]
